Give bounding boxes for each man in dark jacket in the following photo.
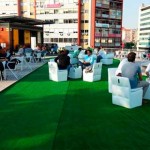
[54,50,70,70]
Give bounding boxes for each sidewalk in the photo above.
[0,56,54,92]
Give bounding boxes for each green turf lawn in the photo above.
[0,59,150,150]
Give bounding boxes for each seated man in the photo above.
[118,52,149,98]
[79,49,95,69]
[115,57,128,76]
[96,47,106,62]
[54,50,70,70]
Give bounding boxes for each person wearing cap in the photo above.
[119,52,149,98]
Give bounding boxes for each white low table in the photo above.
[68,66,82,79]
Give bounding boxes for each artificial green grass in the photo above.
[0,60,150,150]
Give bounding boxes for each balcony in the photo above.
[95,43,100,47]
[115,43,121,46]
[95,33,101,37]
[116,25,121,28]
[96,23,109,28]
[108,34,121,37]
[96,3,109,8]
[109,15,116,19]
[96,3,102,7]
[102,14,109,18]
[96,13,101,17]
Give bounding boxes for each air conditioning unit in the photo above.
[67,33,70,36]
[85,42,88,45]
[85,33,88,36]
[60,33,63,36]
[81,3,84,5]
[81,33,84,35]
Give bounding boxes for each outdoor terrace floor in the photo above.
[0,59,150,150]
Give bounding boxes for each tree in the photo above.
[124,42,135,49]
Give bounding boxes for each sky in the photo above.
[123,0,150,29]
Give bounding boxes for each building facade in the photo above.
[0,0,123,49]
[122,27,138,43]
[137,4,150,51]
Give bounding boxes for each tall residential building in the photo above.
[122,27,138,43]
[122,27,132,43]
[137,4,150,51]
[0,0,123,49]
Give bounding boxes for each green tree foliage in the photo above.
[125,42,135,49]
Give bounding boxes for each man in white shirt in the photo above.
[115,58,128,76]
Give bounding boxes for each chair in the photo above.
[111,76,143,109]
[144,79,150,100]
[11,56,24,70]
[101,53,114,65]
[68,66,82,79]
[68,54,78,65]
[25,52,33,62]
[48,62,68,82]
[144,85,150,100]
[139,52,147,61]
[34,53,42,62]
[83,62,102,82]
[78,50,85,62]
[2,61,18,80]
[108,68,117,93]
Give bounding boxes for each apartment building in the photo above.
[36,0,78,47]
[88,0,123,48]
[0,0,123,49]
[122,27,138,43]
[137,4,150,51]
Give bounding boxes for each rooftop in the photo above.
[0,59,150,149]
[0,16,53,26]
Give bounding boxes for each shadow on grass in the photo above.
[0,93,68,150]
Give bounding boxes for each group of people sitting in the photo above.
[54,46,110,71]
[115,52,150,103]
[17,44,47,58]
[0,43,48,80]
[54,48,106,70]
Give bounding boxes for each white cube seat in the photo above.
[83,62,102,82]
[108,68,117,93]
[69,66,82,79]
[111,76,143,109]
[48,62,68,82]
